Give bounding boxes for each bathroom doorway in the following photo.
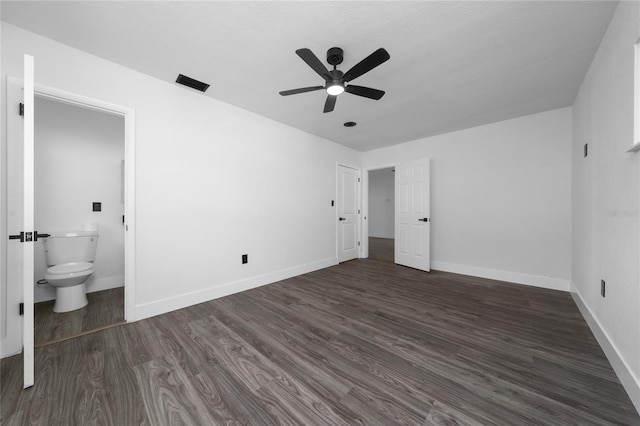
[32,96,126,346]
[368,167,395,262]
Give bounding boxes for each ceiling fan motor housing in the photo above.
[327,47,344,66]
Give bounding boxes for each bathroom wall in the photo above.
[368,168,394,239]
[33,96,125,303]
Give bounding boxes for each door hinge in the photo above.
[19,303,24,316]
[358,209,360,214]
[358,177,361,182]
[19,103,24,116]
[358,241,361,246]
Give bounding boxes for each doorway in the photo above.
[368,167,395,262]
[33,96,126,346]
[337,164,360,262]
[364,159,431,271]
[1,77,136,361]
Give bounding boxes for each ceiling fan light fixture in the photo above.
[327,83,345,96]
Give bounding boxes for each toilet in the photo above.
[42,231,98,313]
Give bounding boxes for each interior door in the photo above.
[395,158,430,271]
[6,55,36,388]
[338,165,359,262]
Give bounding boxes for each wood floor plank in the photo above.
[197,308,358,426]
[34,287,124,346]
[338,383,428,425]
[209,299,354,403]
[256,373,351,426]
[182,367,252,425]
[2,238,638,425]
[424,400,484,426]
[196,362,285,425]
[133,352,219,425]
[119,318,164,367]
[188,315,278,392]
[0,352,23,422]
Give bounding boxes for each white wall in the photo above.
[368,168,394,239]
[33,96,125,303]
[571,1,640,409]
[362,108,573,291]
[0,23,360,325]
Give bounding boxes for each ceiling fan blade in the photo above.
[296,48,331,81]
[279,86,324,96]
[342,48,390,82]
[345,85,385,100]
[323,95,337,113]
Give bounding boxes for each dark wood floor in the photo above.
[368,236,394,262]
[2,240,638,425]
[34,287,124,346]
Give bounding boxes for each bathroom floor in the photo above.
[34,287,124,346]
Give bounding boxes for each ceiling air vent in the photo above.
[175,74,210,92]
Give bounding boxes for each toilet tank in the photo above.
[42,231,99,266]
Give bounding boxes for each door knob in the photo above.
[34,232,50,241]
[339,217,346,221]
[8,232,24,242]
[418,218,430,222]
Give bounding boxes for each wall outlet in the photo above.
[92,202,101,212]
[601,279,605,297]
[242,254,248,264]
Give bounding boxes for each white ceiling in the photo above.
[1,1,617,151]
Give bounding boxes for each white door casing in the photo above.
[395,158,431,271]
[338,165,359,262]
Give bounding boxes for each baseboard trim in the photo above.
[135,257,339,321]
[369,233,394,239]
[430,260,570,292]
[570,287,640,414]
[87,276,124,294]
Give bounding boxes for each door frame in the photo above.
[335,162,362,261]
[361,164,396,259]
[1,78,137,357]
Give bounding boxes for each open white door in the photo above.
[338,165,359,262]
[23,55,35,388]
[6,55,36,388]
[395,158,430,271]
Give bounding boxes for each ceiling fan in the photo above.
[279,47,390,113]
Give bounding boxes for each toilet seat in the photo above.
[46,262,93,275]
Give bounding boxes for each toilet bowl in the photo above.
[45,261,94,312]
[42,231,98,313]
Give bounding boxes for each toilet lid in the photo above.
[47,262,93,275]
